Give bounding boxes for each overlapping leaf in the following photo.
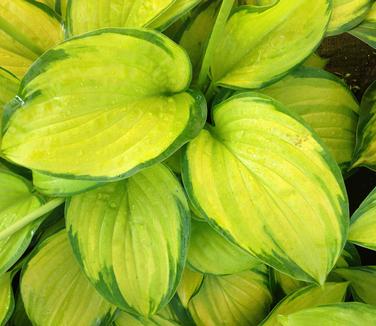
[114,309,181,326]
[349,2,376,49]
[66,164,190,316]
[182,92,349,284]
[349,186,376,250]
[352,79,376,170]
[32,171,100,197]
[260,67,359,172]
[0,68,19,145]
[0,273,14,326]
[188,218,261,275]
[0,0,63,78]
[0,170,44,275]
[176,268,204,309]
[334,266,376,305]
[187,266,273,326]
[210,0,331,89]
[21,231,115,326]
[260,282,348,325]
[327,0,372,36]
[66,0,191,36]
[1,28,206,180]
[278,303,376,326]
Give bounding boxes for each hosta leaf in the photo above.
[210,0,331,89]
[164,149,183,174]
[0,0,63,78]
[278,303,376,326]
[66,164,190,317]
[260,282,348,326]
[187,219,261,275]
[348,185,376,250]
[1,28,206,181]
[21,230,115,325]
[36,0,68,17]
[0,170,43,275]
[0,273,14,326]
[303,53,329,69]
[9,290,32,326]
[66,0,177,37]
[260,67,359,172]
[327,0,373,36]
[352,81,376,170]
[177,268,204,309]
[182,93,349,284]
[334,266,376,305]
[114,309,181,326]
[349,2,376,49]
[149,0,203,31]
[274,243,360,295]
[0,68,19,145]
[188,266,273,326]
[178,1,220,81]
[32,171,101,197]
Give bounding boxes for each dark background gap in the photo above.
[319,33,376,265]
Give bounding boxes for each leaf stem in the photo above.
[0,198,65,241]
[197,0,234,90]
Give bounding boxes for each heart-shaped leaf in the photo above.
[21,230,115,325]
[260,282,348,326]
[260,67,359,172]
[278,303,376,326]
[182,93,349,284]
[188,266,273,326]
[349,2,376,49]
[210,0,331,89]
[327,0,372,36]
[0,0,63,78]
[66,164,190,317]
[188,219,261,275]
[1,28,206,180]
[0,169,44,274]
[349,186,376,250]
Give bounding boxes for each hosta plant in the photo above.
[0,0,376,325]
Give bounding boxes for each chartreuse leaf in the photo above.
[1,28,206,181]
[187,219,261,275]
[9,290,31,326]
[114,308,181,326]
[188,266,273,326]
[278,303,376,326]
[349,2,376,49]
[260,67,359,172]
[177,268,204,309]
[327,0,373,36]
[303,53,328,69]
[178,1,220,81]
[260,282,348,326]
[348,186,376,250]
[210,0,331,89]
[0,273,14,326]
[149,0,203,31]
[0,0,63,78]
[0,68,19,145]
[66,0,177,37]
[66,164,190,317]
[32,171,100,197]
[0,170,44,275]
[21,231,115,325]
[182,93,349,284]
[334,266,376,305]
[36,0,68,17]
[352,81,376,170]
[274,243,360,295]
